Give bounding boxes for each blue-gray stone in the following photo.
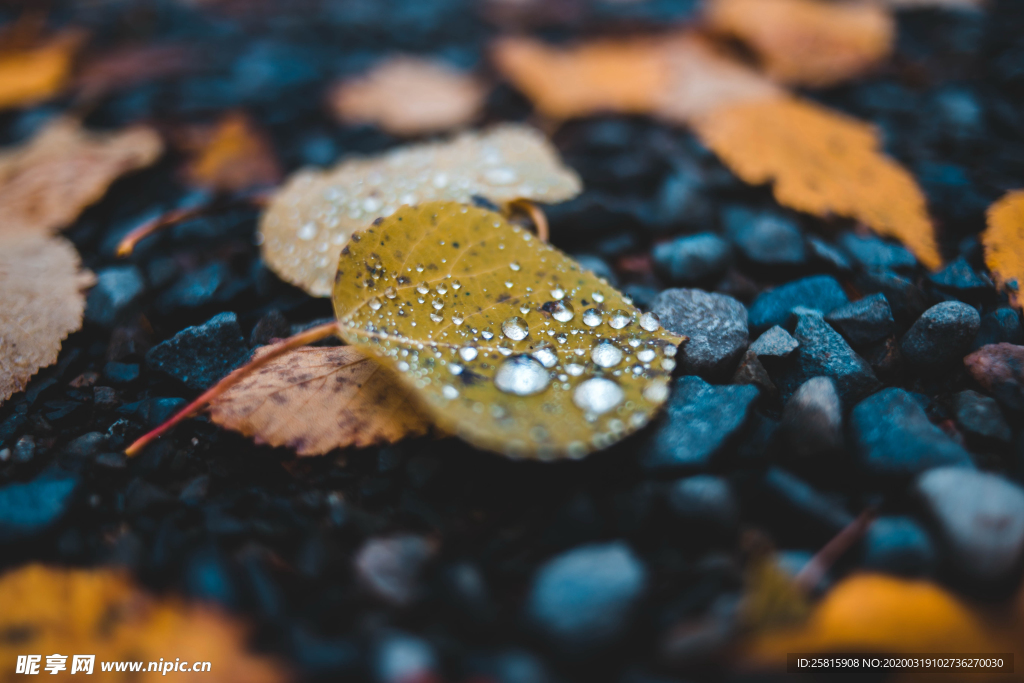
[900,301,981,368]
[146,312,249,390]
[651,288,748,379]
[953,390,1011,445]
[85,266,145,327]
[781,377,843,458]
[652,233,731,284]
[749,325,798,358]
[855,269,928,328]
[0,476,77,542]
[666,475,739,536]
[723,207,807,267]
[928,257,990,292]
[807,236,853,273]
[748,275,849,334]
[825,293,895,346]
[117,397,187,428]
[861,516,936,576]
[839,233,917,271]
[971,308,1023,351]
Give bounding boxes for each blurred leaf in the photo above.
[983,190,1024,311]
[331,201,684,459]
[180,111,282,193]
[208,345,432,455]
[76,43,197,101]
[0,30,85,111]
[260,124,581,297]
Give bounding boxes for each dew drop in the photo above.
[592,291,605,303]
[493,356,551,396]
[436,283,448,295]
[591,341,623,368]
[573,378,623,415]
[384,287,397,299]
[459,347,478,362]
[640,312,661,332]
[501,316,529,341]
[510,261,521,271]
[452,315,464,325]
[481,330,494,340]
[498,346,513,356]
[416,282,430,295]
[556,332,568,344]
[432,298,444,310]
[368,297,382,311]
[430,313,443,323]
[397,361,410,372]
[363,197,382,213]
[608,310,632,330]
[442,385,460,400]
[452,280,462,290]
[637,348,656,363]
[643,381,669,403]
[582,309,603,327]
[532,345,558,368]
[566,363,584,376]
[550,287,565,299]
[662,358,677,371]
[664,345,677,357]
[548,300,576,323]
[484,167,518,185]
[505,281,514,289]
[449,363,464,375]
[297,222,317,241]
[519,305,530,315]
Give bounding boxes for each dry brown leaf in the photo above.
[0,564,289,683]
[260,123,581,297]
[207,345,432,455]
[706,0,894,87]
[180,111,282,193]
[0,235,95,404]
[330,56,488,136]
[983,190,1024,311]
[0,116,163,237]
[0,30,85,110]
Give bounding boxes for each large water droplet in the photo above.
[542,300,575,323]
[452,280,462,290]
[459,347,478,362]
[640,312,661,332]
[432,298,444,310]
[591,341,623,368]
[582,309,603,327]
[430,313,443,323]
[550,286,565,299]
[573,378,623,414]
[592,291,605,303]
[436,283,448,295]
[452,315,464,325]
[566,363,584,376]
[637,348,656,363]
[384,286,397,299]
[532,345,558,368]
[502,316,529,341]
[297,222,317,241]
[608,310,632,330]
[416,282,430,295]
[442,385,460,400]
[643,381,669,403]
[494,356,550,396]
[369,297,382,311]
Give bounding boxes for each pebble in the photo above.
[748,275,849,335]
[860,516,936,577]
[354,534,435,607]
[824,293,895,346]
[666,475,739,538]
[928,256,990,292]
[0,476,78,542]
[526,542,646,654]
[651,288,749,380]
[900,301,981,368]
[249,309,291,346]
[13,435,35,463]
[84,266,146,328]
[851,388,972,478]
[93,386,120,411]
[146,312,250,391]
[643,376,759,471]
[102,361,140,385]
[838,233,917,272]
[952,390,1011,445]
[64,432,107,458]
[807,236,853,273]
[915,467,1024,586]
[781,377,843,458]
[117,397,187,428]
[374,632,436,683]
[963,343,1024,412]
[157,262,227,312]
[652,233,732,284]
[855,269,928,329]
[722,207,807,267]
[971,308,1023,351]
[731,350,775,397]
[749,325,798,358]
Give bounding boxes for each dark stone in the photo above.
[124,478,176,516]
[964,343,1024,412]
[157,262,227,311]
[666,475,739,538]
[95,452,127,469]
[838,233,917,272]
[860,335,904,382]
[971,308,1023,351]
[373,632,437,683]
[526,542,646,654]
[0,476,78,542]
[722,207,806,267]
[117,397,187,428]
[807,236,853,273]
[900,301,981,368]
[652,233,731,284]
[146,312,250,391]
[93,386,120,411]
[731,350,775,397]
[85,266,146,327]
[760,467,855,537]
[825,293,895,346]
[621,284,660,311]
[851,388,973,478]
[42,400,84,424]
[749,325,798,358]
[64,432,107,458]
[928,257,990,292]
[781,377,843,458]
[915,467,1024,586]
[13,435,35,463]
[861,516,936,577]
[249,309,290,347]
[651,288,748,380]
[748,275,848,334]
[0,411,27,447]
[642,376,759,471]
[354,534,435,607]
[855,269,928,329]
[952,390,1011,445]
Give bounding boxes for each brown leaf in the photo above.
[983,190,1024,311]
[0,236,94,404]
[207,345,432,456]
[706,0,894,87]
[76,43,198,101]
[330,56,488,136]
[0,564,289,683]
[0,30,85,111]
[964,343,1024,400]
[180,111,282,193]
[0,116,163,238]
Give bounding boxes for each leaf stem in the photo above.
[508,199,549,242]
[794,506,877,594]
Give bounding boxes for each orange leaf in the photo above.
[706,0,894,87]
[181,111,282,193]
[983,190,1024,311]
[207,345,432,455]
[0,30,85,110]
[330,56,488,136]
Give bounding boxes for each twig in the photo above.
[794,506,877,594]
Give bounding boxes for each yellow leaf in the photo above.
[331,201,684,460]
[330,56,488,136]
[706,0,894,87]
[0,564,289,683]
[259,124,581,297]
[983,190,1024,311]
[207,345,432,455]
[180,111,282,193]
[0,31,85,110]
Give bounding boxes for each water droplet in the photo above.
[498,346,513,356]
[369,297,382,311]
[501,316,529,341]
[397,361,410,372]
[592,291,605,303]
[430,313,443,323]
[459,347,478,362]
[505,281,514,289]
[433,172,449,188]
[662,358,676,371]
[532,345,558,368]
[436,283,448,295]
[432,298,444,310]
[493,356,550,396]
[591,341,623,368]
[556,332,568,344]
[452,280,462,290]
[519,305,530,315]
[664,345,677,357]
[452,315,464,325]
[510,261,521,271]
[363,197,382,213]
[608,310,632,330]
[384,287,397,299]
[541,300,574,323]
[442,385,459,400]
[573,378,623,415]
[643,381,669,403]
[637,348,656,363]
[550,287,565,299]
[449,363,464,375]
[297,222,317,241]
[640,312,661,332]
[484,167,518,185]
[582,309,603,327]
[566,363,584,376]
[416,282,430,295]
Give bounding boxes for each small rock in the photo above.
[749,325,798,358]
[855,269,928,329]
[964,343,1024,412]
[94,452,127,469]
[861,516,936,576]
[860,335,904,382]
[928,256,990,292]
[354,534,435,607]
[146,312,250,391]
[652,233,731,284]
[643,376,759,471]
[157,261,227,311]
[748,275,848,334]
[93,386,120,411]
[374,632,436,683]
[117,397,187,428]
[760,467,855,538]
[723,207,806,267]
[0,476,78,542]
[102,362,140,385]
[851,388,972,478]
[915,467,1024,586]
[620,284,659,311]
[781,377,843,458]
[838,233,917,272]
[825,293,895,346]
[952,390,1011,445]
[651,288,748,379]
[731,350,775,396]
[0,410,27,447]
[526,542,646,654]
[249,309,290,346]
[85,265,146,327]
[124,478,176,516]
[180,475,211,503]
[971,308,1023,351]
[13,435,35,463]
[666,475,739,538]
[807,236,853,273]
[64,432,107,458]
[900,301,981,368]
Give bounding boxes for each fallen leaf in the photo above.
[706,0,894,87]
[331,201,684,460]
[207,345,432,455]
[0,116,163,238]
[0,235,95,404]
[0,30,85,110]
[0,564,289,683]
[260,123,581,297]
[983,190,1024,311]
[180,111,282,193]
[76,43,198,101]
[330,56,488,136]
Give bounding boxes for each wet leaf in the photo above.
[207,345,432,455]
[260,124,581,297]
[706,0,894,87]
[0,30,85,110]
[0,116,163,238]
[329,56,488,136]
[180,111,282,193]
[983,190,1024,311]
[0,564,289,683]
[331,201,684,460]
[0,236,95,404]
